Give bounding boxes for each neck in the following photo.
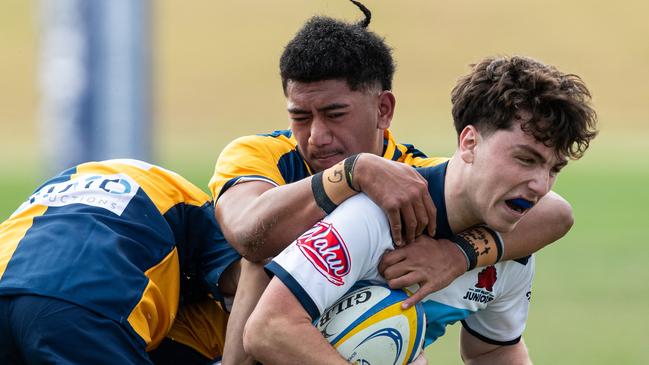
[375,129,387,157]
[444,154,482,234]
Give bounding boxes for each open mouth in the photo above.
[505,198,534,214]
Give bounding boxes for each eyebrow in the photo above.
[514,144,568,169]
[287,103,349,114]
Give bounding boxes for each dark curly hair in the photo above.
[279,0,394,94]
[451,56,598,159]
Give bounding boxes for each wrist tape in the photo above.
[451,225,505,271]
[311,157,359,214]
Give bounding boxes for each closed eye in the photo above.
[516,156,535,165]
[290,115,311,123]
[327,112,345,119]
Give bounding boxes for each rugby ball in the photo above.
[314,284,426,365]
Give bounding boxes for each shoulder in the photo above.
[224,130,297,153]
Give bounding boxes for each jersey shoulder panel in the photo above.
[209,131,311,200]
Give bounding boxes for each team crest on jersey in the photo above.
[296,221,351,286]
[462,265,497,303]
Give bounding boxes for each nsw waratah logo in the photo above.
[296,222,351,286]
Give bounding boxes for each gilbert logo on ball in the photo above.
[315,285,426,365]
[297,222,351,286]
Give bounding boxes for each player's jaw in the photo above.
[489,193,537,233]
[302,147,347,172]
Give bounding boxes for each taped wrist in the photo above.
[451,225,505,271]
[311,158,359,214]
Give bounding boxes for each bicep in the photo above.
[215,180,275,224]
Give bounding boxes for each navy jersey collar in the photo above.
[415,161,452,239]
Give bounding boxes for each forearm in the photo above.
[243,280,349,365]
[222,260,269,365]
[501,191,573,260]
[244,318,349,365]
[216,178,327,261]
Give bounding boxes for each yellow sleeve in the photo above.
[208,134,296,200]
[165,298,229,360]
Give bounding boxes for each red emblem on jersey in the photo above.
[296,222,351,286]
[476,265,497,292]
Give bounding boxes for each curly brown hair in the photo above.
[451,56,598,159]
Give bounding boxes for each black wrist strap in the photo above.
[343,154,361,192]
[311,172,337,214]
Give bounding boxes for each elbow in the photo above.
[243,311,271,359]
[241,248,268,263]
[221,226,268,263]
[551,193,574,239]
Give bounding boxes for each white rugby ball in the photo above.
[314,284,426,365]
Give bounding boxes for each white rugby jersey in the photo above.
[266,162,535,346]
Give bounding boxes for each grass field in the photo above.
[1,0,648,363]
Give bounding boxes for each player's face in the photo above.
[462,117,568,233]
[286,79,391,172]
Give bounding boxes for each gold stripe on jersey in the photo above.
[75,161,209,213]
[128,247,181,350]
[166,298,229,359]
[0,205,48,279]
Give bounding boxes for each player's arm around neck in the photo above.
[243,278,350,365]
[500,190,573,260]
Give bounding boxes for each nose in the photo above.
[527,169,553,198]
[308,116,333,147]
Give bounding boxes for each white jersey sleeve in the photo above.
[461,256,535,344]
[266,194,393,319]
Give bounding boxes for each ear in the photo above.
[458,125,479,163]
[376,90,395,129]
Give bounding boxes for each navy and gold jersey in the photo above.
[209,129,448,200]
[0,159,240,351]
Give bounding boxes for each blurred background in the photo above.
[1,0,647,363]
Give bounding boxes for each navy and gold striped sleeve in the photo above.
[209,131,311,201]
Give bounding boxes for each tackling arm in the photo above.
[215,178,322,261]
[216,154,436,261]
